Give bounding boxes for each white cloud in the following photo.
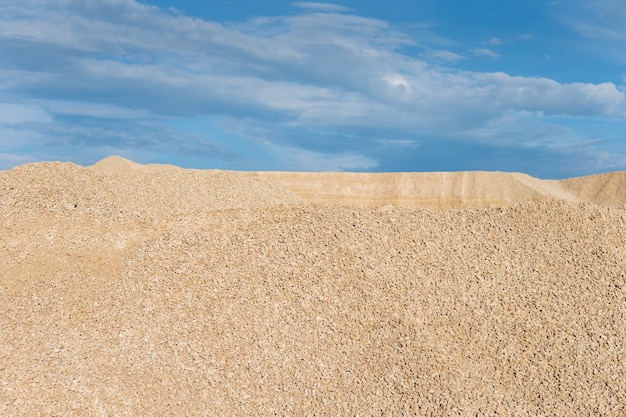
[472,73,624,116]
[423,50,465,62]
[293,2,350,13]
[263,141,378,171]
[0,0,624,175]
[0,153,37,170]
[576,25,623,41]
[556,1,626,64]
[0,103,52,124]
[515,34,535,42]
[574,0,626,41]
[42,101,154,120]
[472,48,500,58]
[3,0,619,124]
[384,139,420,149]
[382,74,412,93]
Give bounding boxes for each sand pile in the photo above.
[250,171,585,208]
[1,157,625,416]
[558,171,626,206]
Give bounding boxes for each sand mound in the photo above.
[1,157,625,416]
[90,155,147,173]
[89,155,181,174]
[252,169,626,208]
[250,171,584,208]
[0,159,302,221]
[558,171,626,206]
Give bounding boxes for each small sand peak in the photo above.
[558,170,626,206]
[89,155,145,174]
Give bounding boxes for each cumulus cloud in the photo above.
[0,0,624,176]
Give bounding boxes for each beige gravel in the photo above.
[1,155,625,416]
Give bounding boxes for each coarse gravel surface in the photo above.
[1,156,625,416]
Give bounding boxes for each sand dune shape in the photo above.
[1,156,625,416]
[90,155,625,208]
[252,170,584,208]
[89,155,180,174]
[558,171,626,206]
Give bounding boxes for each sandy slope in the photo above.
[251,171,587,208]
[557,171,626,206]
[1,156,625,416]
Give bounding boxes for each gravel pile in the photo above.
[1,158,625,416]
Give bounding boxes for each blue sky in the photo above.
[0,0,625,178]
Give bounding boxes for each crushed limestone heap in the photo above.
[1,156,625,416]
